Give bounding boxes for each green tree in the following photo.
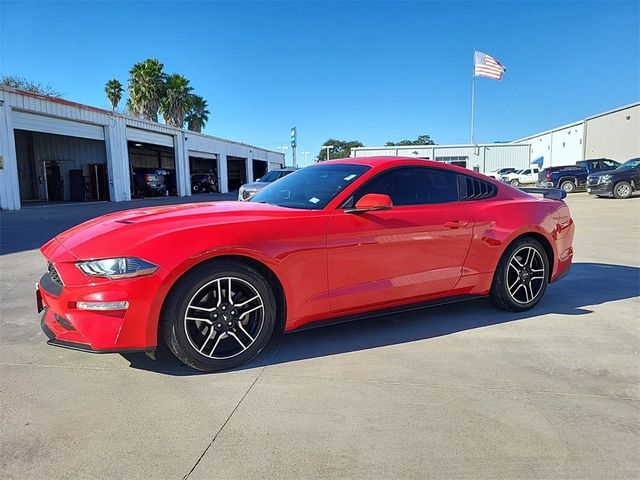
[160,74,193,127]
[317,139,364,161]
[127,58,166,121]
[104,79,124,112]
[385,134,435,146]
[185,95,210,132]
[0,75,62,97]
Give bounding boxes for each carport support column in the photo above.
[218,153,229,193]
[104,116,131,202]
[175,133,191,197]
[0,92,21,210]
[247,153,254,182]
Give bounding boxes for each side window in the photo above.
[523,169,531,175]
[603,160,618,168]
[589,160,599,170]
[351,166,458,206]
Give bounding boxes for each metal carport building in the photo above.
[0,87,284,210]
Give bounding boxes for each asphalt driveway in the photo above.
[1,193,638,479]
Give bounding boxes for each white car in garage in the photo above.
[501,167,541,186]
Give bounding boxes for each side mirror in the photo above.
[346,193,393,214]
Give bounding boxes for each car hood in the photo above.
[47,201,307,259]
[241,182,269,190]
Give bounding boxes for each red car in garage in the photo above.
[38,157,575,372]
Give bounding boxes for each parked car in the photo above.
[587,157,640,199]
[486,167,516,179]
[538,158,620,193]
[155,169,176,196]
[191,173,218,193]
[238,167,297,201]
[131,168,166,197]
[38,157,574,372]
[501,167,541,186]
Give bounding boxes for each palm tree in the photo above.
[128,59,165,121]
[104,79,123,112]
[185,95,210,132]
[159,74,193,127]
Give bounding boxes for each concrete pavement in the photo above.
[1,193,638,479]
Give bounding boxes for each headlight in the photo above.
[598,175,612,184]
[76,257,158,280]
[242,189,256,200]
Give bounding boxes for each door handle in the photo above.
[444,220,469,229]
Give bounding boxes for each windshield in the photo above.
[258,170,282,182]
[250,163,370,209]
[618,158,640,170]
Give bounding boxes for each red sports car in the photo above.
[38,157,575,372]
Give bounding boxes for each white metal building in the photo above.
[0,87,284,210]
[351,143,532,174]
[513,102,639,167]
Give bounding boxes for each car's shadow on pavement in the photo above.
[122,262,640,376]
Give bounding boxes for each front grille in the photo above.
[48,262,63,287]
[587,177,599,186]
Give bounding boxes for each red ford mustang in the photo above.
[38,157,575,371]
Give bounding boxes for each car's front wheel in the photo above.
[161,260,276,372]
[613,181,633,199]
[510,179,520,187]
[489,237,549,312]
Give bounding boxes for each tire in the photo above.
[192,184,200,193]
[160,260,277,372]
[489,237,550,312]
[560,180,576,193]
[510,179,520,187]
[613,181,633,199]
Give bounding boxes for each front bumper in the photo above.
[39,309,150,353]
[37,260,159,353]
[586,182,613,196]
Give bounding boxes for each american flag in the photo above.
[474,51,507,80]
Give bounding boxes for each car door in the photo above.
[326,166,474,314]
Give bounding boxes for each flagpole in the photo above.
[470,49,476,145]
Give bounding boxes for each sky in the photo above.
[1,0,638,166]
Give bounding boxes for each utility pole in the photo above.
[290,127,297,167]
[324,145,334,161]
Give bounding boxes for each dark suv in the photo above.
[587,158,640,199]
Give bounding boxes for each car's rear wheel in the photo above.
[560,180,576,193]
[613,181,632,199]
[489,237,549,312]
[161,260,276,372]
[510,179,520,187]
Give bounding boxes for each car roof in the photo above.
[320,156,467,173]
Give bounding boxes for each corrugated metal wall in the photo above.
[352,144,531,173]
